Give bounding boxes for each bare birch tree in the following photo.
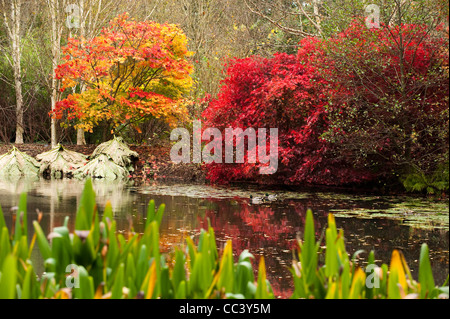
[1,0,25,144]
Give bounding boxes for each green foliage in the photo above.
[0,178,271,299]
[0,179,447,299]
[401,162,449,194]
[290,211,449,299]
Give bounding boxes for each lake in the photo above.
[0,177,448,298]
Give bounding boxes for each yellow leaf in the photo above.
[94,282,105,299]
[389,250,407,292]
[349,267,366,299]
[145,262,157,299]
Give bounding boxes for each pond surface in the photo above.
[0,177,448,298]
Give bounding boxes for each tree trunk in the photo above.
[48,0,60,148]
[14,74,24,144]
[77,128,86,145]
[77,0,86,145]
[6,0,25,144]
[13,43,24,144]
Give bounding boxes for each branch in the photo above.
[244,0,316,37]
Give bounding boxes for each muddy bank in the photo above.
[0,143,206,184]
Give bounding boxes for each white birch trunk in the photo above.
[48,0,61,148]
[2,0,25,144]
[76,0,86,145]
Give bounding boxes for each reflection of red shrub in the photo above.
[195,199,330,298]
[198,201,296,252]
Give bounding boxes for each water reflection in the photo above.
[0,178,448,299]
[192,198,448,298]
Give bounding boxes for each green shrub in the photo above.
[401,162,449,194]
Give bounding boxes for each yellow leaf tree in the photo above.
[52,13,194,135]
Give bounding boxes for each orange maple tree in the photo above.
[52,13,194,134]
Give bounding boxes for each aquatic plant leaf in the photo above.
[0,254,16,299]
[106,221,119,272]
[21,264,38,299]
[301,209,319,286]
[111,263,125,299]
[236,261,255,298]
[238,250,254,263]
[160,266,172,299]
[145,262,157,299]
[175,280,187,299]
[0,204,5,232]
[145,200,155,228]
[136,244,149,288]
[13,193,27,245]
[325,226,338,278]
[349,267,366,299]
[125,253,137,292]
[388,250,407,298]
[217,240,234,294]
[255,256,273,299]
[0,227,11,268]
[341,259,350,299]
[73,154,129,180]
[75,178,96,230]
[74,266,94,299]
[172,249,186,295]
[419,244,435,298]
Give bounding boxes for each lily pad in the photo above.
[36,144,87,178]
[90,136,138,171]
[73,154,129,180]
[0,146,40,178]
[331,204,449,230]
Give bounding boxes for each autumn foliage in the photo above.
[53,13,194,134]
[319,22,449,186]
[202,21,449,188]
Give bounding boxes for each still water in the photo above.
[0,177,448,298]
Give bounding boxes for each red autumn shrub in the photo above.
[202,21,448,188]
[318,22,449,186]
[201,51,372,185]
